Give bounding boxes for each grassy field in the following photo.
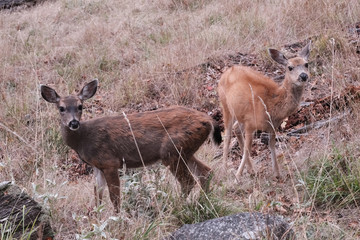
[0,0,360,239]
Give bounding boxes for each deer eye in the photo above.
[288,66,294,71]
[304,63,309,68]
[59,106,66,113]
[78,105,83,111]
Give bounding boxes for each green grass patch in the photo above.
[305,146,360,208]
[172,191,234,225]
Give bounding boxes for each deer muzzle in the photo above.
[299,72,308,82]
[69,120,80,130]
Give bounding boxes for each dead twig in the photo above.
[0,121,36,152]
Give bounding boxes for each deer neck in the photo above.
[282,76,304,110]
[60,124,84,152]
[272,76,304,123]
[283,76,304,102]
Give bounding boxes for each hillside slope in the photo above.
[0,0,360,239]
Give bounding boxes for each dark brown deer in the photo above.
[218,41,311,180]
[41,80,222,212]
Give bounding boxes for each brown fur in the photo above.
[41,80,221,212]
[218,42,311,179]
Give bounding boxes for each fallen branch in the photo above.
[287,113,348,136]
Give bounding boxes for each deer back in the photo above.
[75,106,215,169]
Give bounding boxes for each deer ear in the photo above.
[40,85,60,103]
[299,40,311,61]
[79,79,98,100]
[268,49,288,66]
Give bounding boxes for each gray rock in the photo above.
[0,0,44,10]
[168,212,294,240]
[0,181,54,240]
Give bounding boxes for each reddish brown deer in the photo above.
[41,80,222,212]
[218,42,311,179]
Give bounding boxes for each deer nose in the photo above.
[69,120,80,130]
[299,73,308,82]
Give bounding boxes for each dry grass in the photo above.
[1,0,360,239]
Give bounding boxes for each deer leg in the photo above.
[222,115,233,168]
[187,156,212,193]
[102,168,121,213]
[233,122,244,155]
[269,133,280,177]
[93,167,106,207]
[236,128,254,178]
[166,157,196,196]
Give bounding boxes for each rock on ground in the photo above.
[0,0,41,10]
[0,181,53,240]
[167,212,294,240]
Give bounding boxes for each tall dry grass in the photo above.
[1,0,360,239]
